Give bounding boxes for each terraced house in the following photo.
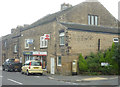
[2,1,119,75]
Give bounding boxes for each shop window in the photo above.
[57,56,62,66]
[14,44,17,53]
[25,39,29,48]
[113,38,119,43]
[40,36,48,48]
[59,32,65,45]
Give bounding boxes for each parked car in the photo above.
[2,58,22,72]
[21,60,43,76]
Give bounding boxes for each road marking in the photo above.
[65,82,71,84]
[34,76,40,78]
[7,79,23,85]
[72,83,78,85]
[48,77,54,80]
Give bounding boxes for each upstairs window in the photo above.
[40,36,48,48]
[88,14,98,26]
[4,41,6,47]
[59,32,65,45]
[25,39,29,48]
[113,38,119,43]
[14,44,17,52]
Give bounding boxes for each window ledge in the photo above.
[24,48,29,50]
[57,65,62,67]
[13,52,17,54]
[59,44,65,46]
[40,47,48,49]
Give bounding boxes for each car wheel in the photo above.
[40,73,43,76]
[26,70,30,76]
[21,70,24,74]
[18,69,21,72]
[6,67,10,72]
[12,69,15,72]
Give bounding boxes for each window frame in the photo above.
[25,39,29,49]
[14,44,17,53]
[88,14,98,26]
[40,36,48,48]
[95,16,98,25]
[88,15,91,25]
[59,32,65,45]
[4,41,6,47]
[57,56,62,66]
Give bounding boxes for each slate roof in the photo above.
[21,7,73,31]
[60,22,119,35]
[20,1,119,34]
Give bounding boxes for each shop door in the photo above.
[51,58,55,74]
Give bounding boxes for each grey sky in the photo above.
[0,0,119,37]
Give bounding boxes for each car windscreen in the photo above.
[31,61,41,66]
[8,59,15,62]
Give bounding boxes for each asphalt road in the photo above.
[2,71,74,85]
[1,69,120,86]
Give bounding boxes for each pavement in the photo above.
[45,72,119,85]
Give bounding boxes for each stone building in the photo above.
[2,1,119,75]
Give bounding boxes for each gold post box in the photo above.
[72,60,77,75]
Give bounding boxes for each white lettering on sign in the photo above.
[40,52,47,55]
[101,62,109,66]
[32,51,47,56]
[33,51,39,55]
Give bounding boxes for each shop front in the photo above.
[23,51,47,69]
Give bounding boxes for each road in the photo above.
[2,71,73,85]
[1,70,120,87]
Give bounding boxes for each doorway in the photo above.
[51,58,55,74]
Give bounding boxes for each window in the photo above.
[14,44,17,52]
[98,39,100,51]
[59,32,65,45]
[57,56,62,66]
[25,39,29,48]
[91,15,94,25]
[88,15,91,25]
[95,16,98,25]
[40,36,48,48]
[113,38,119,43]
[4,41,6,47]
[88,14,98,26]
[25,61,30,65]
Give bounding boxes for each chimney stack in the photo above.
[61,3,72,11]
[11,28,16,33]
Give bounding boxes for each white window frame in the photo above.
[14,44,17,52]
[95,16,98,25]
[57,56,62,66]
[91,15,94,25]
[40,36,48,48]
[88,14,98,26]
[88,15,91,25]
[113,38,119,43]
[4,41,6,47]
[59,32,65,45]
[25,39,29,49]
